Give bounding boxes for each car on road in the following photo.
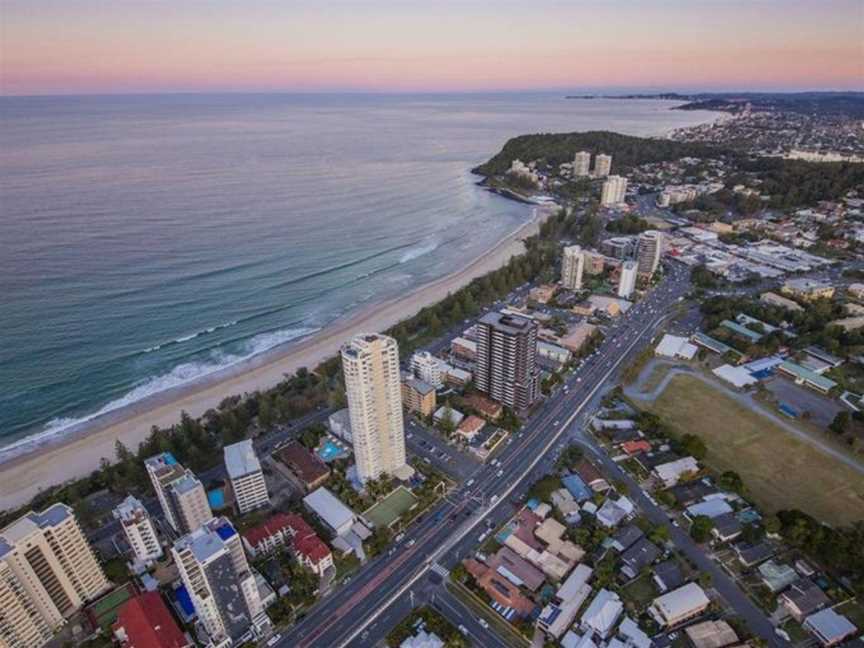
[459,625,469,636]
[478,619,489,629]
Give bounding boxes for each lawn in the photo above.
[643,375,864,526]
[363,486,418,528]
[621,573,657,612]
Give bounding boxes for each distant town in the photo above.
[2,110,864,648]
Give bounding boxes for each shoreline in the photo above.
[0,205,551,511]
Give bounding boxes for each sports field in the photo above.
[646,375,864,526]
[364,486,418,528]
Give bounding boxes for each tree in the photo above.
[648,524,671,545]
[718,470,745,495]
[690,515,715,543]
[829,411,851,436]
[678,433,708,461]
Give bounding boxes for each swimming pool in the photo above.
[317,439,346,462]
[207,488,225,509]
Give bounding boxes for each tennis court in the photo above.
[364,486,418,528]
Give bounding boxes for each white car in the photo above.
[479,619,489,629]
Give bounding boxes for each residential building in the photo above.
[224,440,269,515]
[342,333,411,483]
[653,456,699,488]
[328,408,352,443]
[561,245,585,290]
[573,151,591,177]
[172,518,268,646]
[456,415,485,442]
[653,560,685,593]
[144,453,212,534]
[475,311,540,411]
[272,441,330,493]
[113,495,162,569]
[580,589,623,639]
[450,337,477,361]
[803,609,858,646]
[303,487,356,537]
[401,376,436,417]
[0,503,110,646]
[537,341,572,366]
[282,515,333,575]
[242,513,296,558]
[759,560,798,592]
[594,153,612,177]
[583,251,605,275]
[780,579,830,622]
[649,583,710,627]
[781,278,835,302]
[760,291,804,312]
[537,564,594,638]
[601,175,628,207]
[684,620,738,648]
[620,538,661,579]
[636,231,664,276]
[602,236,636,260]
[618,260,638,298]
[463,393,503,421]
[410,351,445,389]
[112,591,190,648]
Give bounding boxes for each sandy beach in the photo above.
[0,205,551,511]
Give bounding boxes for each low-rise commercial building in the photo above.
[781,278,835,302]
[303,487,356,537]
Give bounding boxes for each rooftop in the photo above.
[113,591,188,648]
[224,440,261,479]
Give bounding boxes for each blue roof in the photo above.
[164,453,178,465]
[526,498,541,510]
[216,523,236,541]
[175,585,195,618]
[207,488,225,509]
[562,474,591,502]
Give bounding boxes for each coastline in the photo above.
[0,205,551,511]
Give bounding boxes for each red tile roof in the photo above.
[242,512,294,549]
[113,592,188,648]
[273,441,330,486]
[622,440,651,455]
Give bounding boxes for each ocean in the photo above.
[0,93,714,459]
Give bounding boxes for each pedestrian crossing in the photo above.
[430,562,450,578]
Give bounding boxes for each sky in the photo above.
[1,0,862,96]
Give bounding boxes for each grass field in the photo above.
[364,486,418,528]
[644,375,864,527]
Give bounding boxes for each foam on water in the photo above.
[0,325,318,462]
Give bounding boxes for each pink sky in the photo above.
[2,1,862,95]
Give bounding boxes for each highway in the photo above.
[272,262,789,648]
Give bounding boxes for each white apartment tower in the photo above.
[0,504,109,648]
[145,452,213,534]
[637,230,664,276]
[113,496,162,568]
[594,153,612,177]
[561,245,585,291]
[224,440,269,514]
[172,518,268,645]
[410,350,445,389]
[618,260,638,299]
[600,175,628,207]
[341,333,410,483]
[573,151,591,177]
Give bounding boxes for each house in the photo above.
[112,591,190,648]
[273,441,330,493]
[608,524,643,553]
[489,546,546,592]
[653,457,700,488]
[649,583,711,627]
[303,487,356,537]
[733,542,773,568]
[620,538,661,580]
[653,560,685,593]
[617,617,652,648]
[400,629,445,648]
[562,474,592,502]
[803,609,858,647]
[560,322,598,353]
[551,488,582,521]
[596,497,634,528]
[684,620,739,648]
[580,589,623,639]
[575,459,609,492]
[758,560,798,593]
[686,499,733,520]
[463,394,503,421]
[710,513,743,543]
[621,440,651,456]
[538,564,594,639]
[456,415,485,442]
[433,406,464,427]
[780,579,830,622]
[670,480,719,507]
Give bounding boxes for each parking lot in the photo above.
[405,418,480,482]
